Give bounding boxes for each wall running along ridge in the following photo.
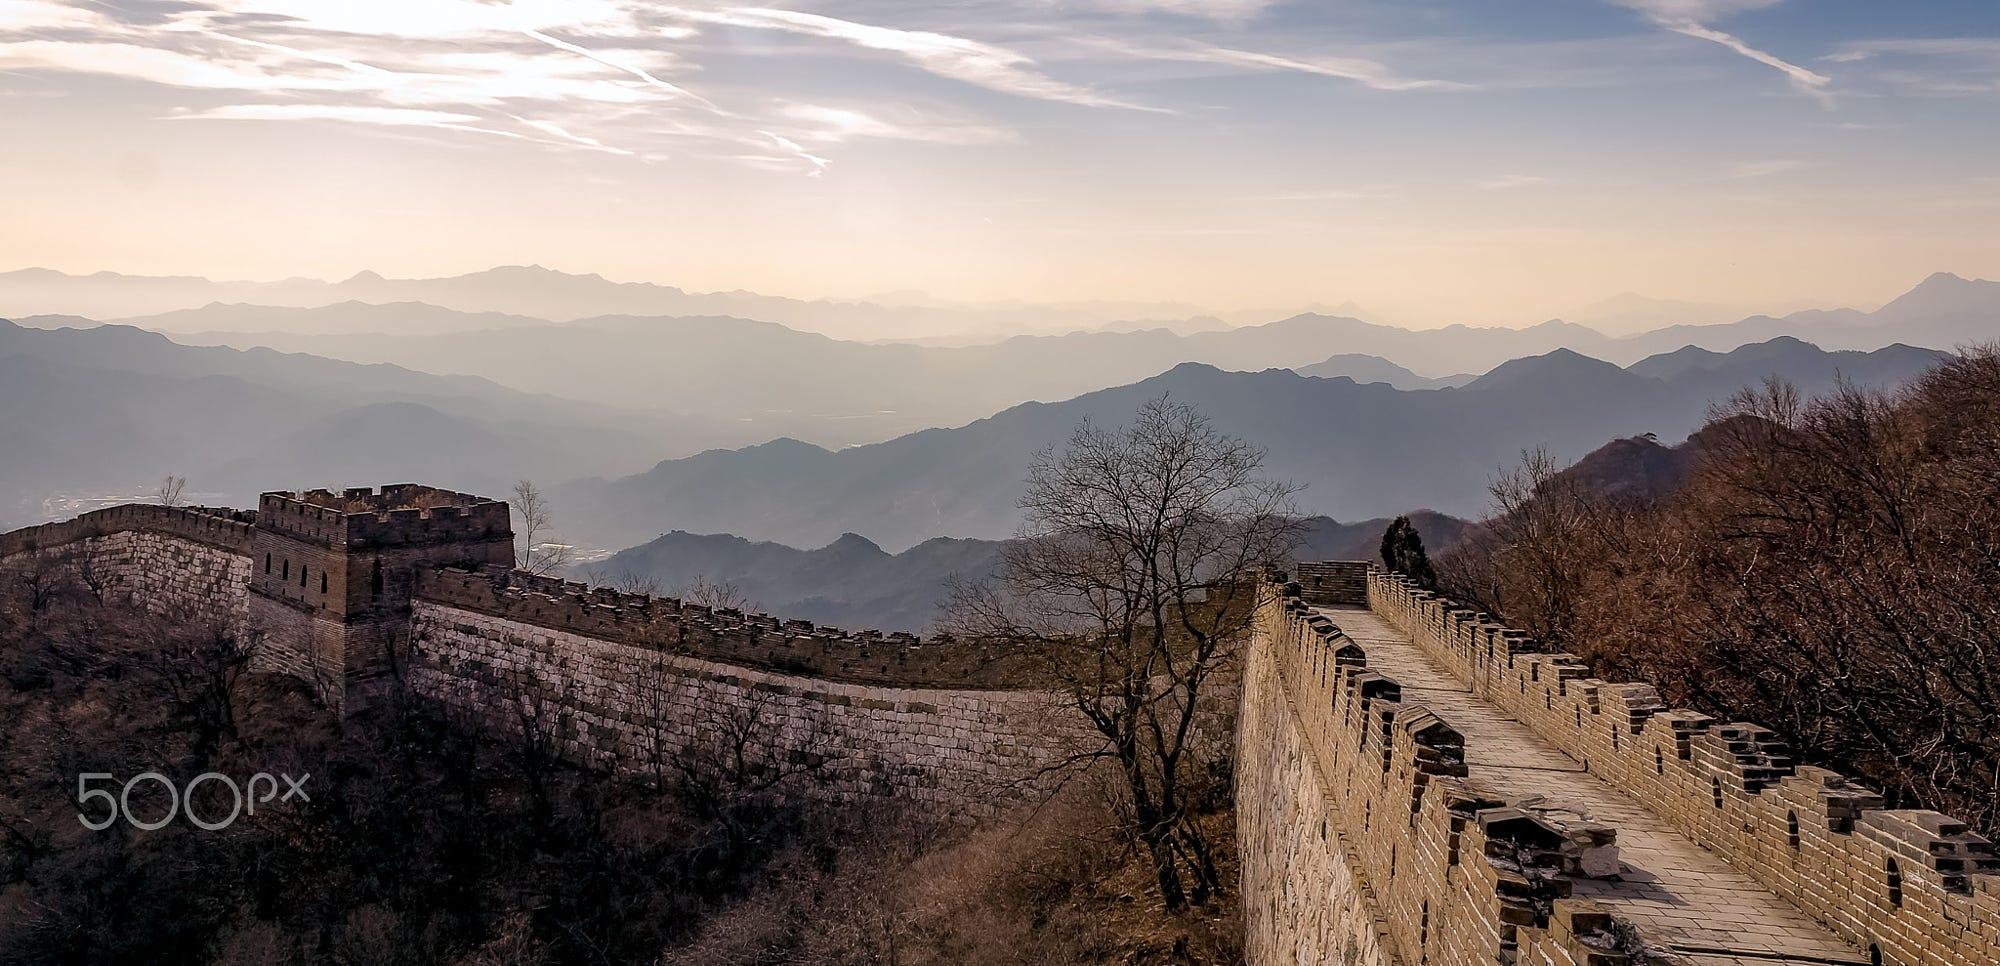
[0,504,254,633]
[1366,569,2000,966]
[1240,563,1643,966]
[0,496,1136,813]
[405,566,1238,814]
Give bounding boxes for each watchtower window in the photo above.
[299,564,307,588]
[282,560,289,580]
[1886,859,1903,908]
[320,572,329,594]
[1787,811,1801,850]
[1711,776,1724,808]
[1655,747,1665,775]
[263,553,271,574]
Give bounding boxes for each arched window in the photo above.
[299,564,307,588]
[263,553,271,574]
[320,572,328,594]
[281,559,289,581]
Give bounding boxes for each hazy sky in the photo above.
[2,0,1998,325]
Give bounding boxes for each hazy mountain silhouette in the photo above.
[129,273,1994,446]
[1293,354,1470,389]
[595,511,1469,634]
[554,338,1946,553]
[129,300,550,336]
[20,270,1981,451]
[1606,273,2000,361]
[0,265,1228,342]
[0,318,757,527]
[155,309,1614,443]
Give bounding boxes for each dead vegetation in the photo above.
[1440,349,2000,835]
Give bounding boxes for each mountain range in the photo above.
[0,319,750,528]
[551,337,1946,553]
[593,511,1470,634]
[0,266,1241,343]
[53,271,1990,447]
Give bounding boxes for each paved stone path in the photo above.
[1318,606,1870,966]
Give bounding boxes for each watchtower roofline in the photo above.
[256,484,512,549]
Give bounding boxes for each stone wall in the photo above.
[1367,569,2000,966]
[407,599,1085,814]
[1238,579,1671,966]
[403,566,1242,812]
[1293,560,1370,608]
[0,505,254,635]
[1,501,1223,815]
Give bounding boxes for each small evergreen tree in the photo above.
[1379,515,1438,590]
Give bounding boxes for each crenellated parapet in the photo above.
[256,485,510,550]
[1246,578,1674,966]
[0,503,255,558]
[414,565,1033,688]
[1366,568,2000,966]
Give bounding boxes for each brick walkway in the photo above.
[1318,606,1869,966]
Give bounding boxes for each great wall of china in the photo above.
[2,485,1995,963]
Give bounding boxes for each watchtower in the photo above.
[247,484,514,709]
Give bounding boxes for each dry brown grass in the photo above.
[673,791,1243,966]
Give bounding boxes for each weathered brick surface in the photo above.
[5,528,252,633]
[406,601,1092,813]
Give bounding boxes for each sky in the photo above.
[1,0,1998,326]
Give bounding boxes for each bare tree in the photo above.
[948,396,1301,910]
[156,475,187,507]
[142,622,262,761]
[581,568,664,597]
[676,574,755,613]
[509,479,572,576]
[11,551,73,613]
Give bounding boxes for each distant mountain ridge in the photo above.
[595,511,1470,633]
[0,265,1242,343]
[554,337,1948,553]
[76,272,1995,450]
[0,318,762,527]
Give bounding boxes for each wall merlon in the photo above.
[413,565,1030,688]
[1242,575,1677,966]
[1365,566,2000,966]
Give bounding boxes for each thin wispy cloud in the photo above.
[667,7,1157,111]
[518,27,717,111]
[1611,0,1831,103]
[778,104,1017,145]
[1074,36,1467,92]
[174,104,479,126]
[1079,0,1282,21]
[761,131,831,176]
[1727,158,1805,179]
